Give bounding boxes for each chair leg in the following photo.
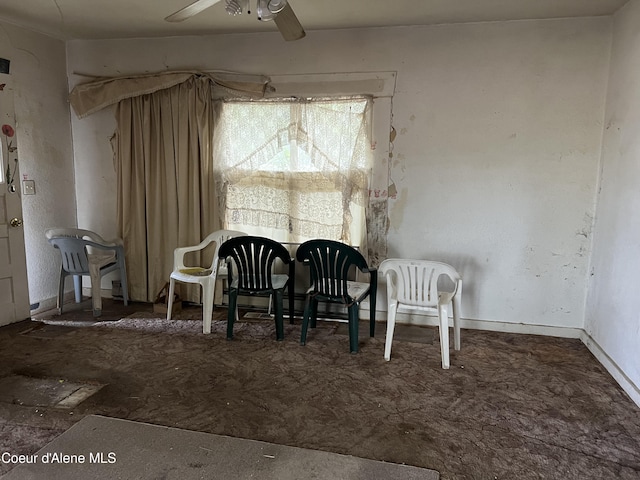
[348,304,359,354]
[274,290,284,341]
[226,289,238,340]
[167,279,176,321]
[310,298,318,329]
[369,281,377,338]
[57,270,67,315]
[384,302,398,361]
[300,296,312,346]
[288,280,295,324]
[73,275,82,303]
[369,298,376,338]
[89,271,102,317]
[202,282,215,334]
[119,260,129,306]
[453,294,461,351]
[438,304,450,369]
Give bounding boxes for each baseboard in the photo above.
[580,331,640,408]
[29,291,77,315]
[30,288,116,316]
[359,308,583,339]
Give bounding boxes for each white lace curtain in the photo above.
[212,97,373,250]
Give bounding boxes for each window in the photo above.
[213,96,373,247]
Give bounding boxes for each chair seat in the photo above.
[305,281,371,303]
[230,274,289,292]
[391,291,456,312]
[171,269,213,283]
[88,252,117,269]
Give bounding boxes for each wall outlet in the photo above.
[22,179,35,195]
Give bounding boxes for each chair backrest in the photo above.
[46,228,122,275]
[47,236,92,274]
[218,236,291,293]
[296,239,369,301]
[45,228,114,245]
[379,259,460,308]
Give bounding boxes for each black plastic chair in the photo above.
[296,239,377,353]
[218,235,295,341]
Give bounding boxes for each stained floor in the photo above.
[0,298,639,480]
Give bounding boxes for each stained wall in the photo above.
[67,17,611,332]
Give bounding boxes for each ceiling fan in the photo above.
[165,0,306,41]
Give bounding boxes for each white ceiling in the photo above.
[0,0,630,41]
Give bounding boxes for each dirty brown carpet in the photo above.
[0,298,639,480]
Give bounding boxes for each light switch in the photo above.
[22,179,35,195]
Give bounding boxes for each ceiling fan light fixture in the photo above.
[166,0,304,41]
[267,0,287,14]
[225,0,241,15]
[256,0,274,21]
[257,0,287,21]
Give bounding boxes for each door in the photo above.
[0,68,30,326]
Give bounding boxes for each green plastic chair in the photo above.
[296,239,377,353]
[218,235,295,341]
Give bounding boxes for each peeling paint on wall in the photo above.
[365,117,397,265]
[387,182,397,199]
[367,198,388,266]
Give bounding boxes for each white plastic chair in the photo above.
[45,228,129,317]
[167,230,247,334]
[379,259,462,369]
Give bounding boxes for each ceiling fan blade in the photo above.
[274,3,306,41]
[165,0,223,22]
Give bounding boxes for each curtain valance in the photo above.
[69,70,270,118]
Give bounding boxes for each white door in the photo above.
[0,70,30,326]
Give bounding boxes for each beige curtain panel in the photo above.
[70,71,268,303]
[112,76,217,302]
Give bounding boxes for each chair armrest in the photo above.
[173,246,200,270]
[359,266,377,280]
[453,278,462,298]
[438,279,461,306]
[172,238,217,271]
[82,239,124,254]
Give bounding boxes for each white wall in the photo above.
[66,17,611,334]
[0,21,75,309]
[585,0,640,406]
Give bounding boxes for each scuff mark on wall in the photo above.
[578,212,594,239]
